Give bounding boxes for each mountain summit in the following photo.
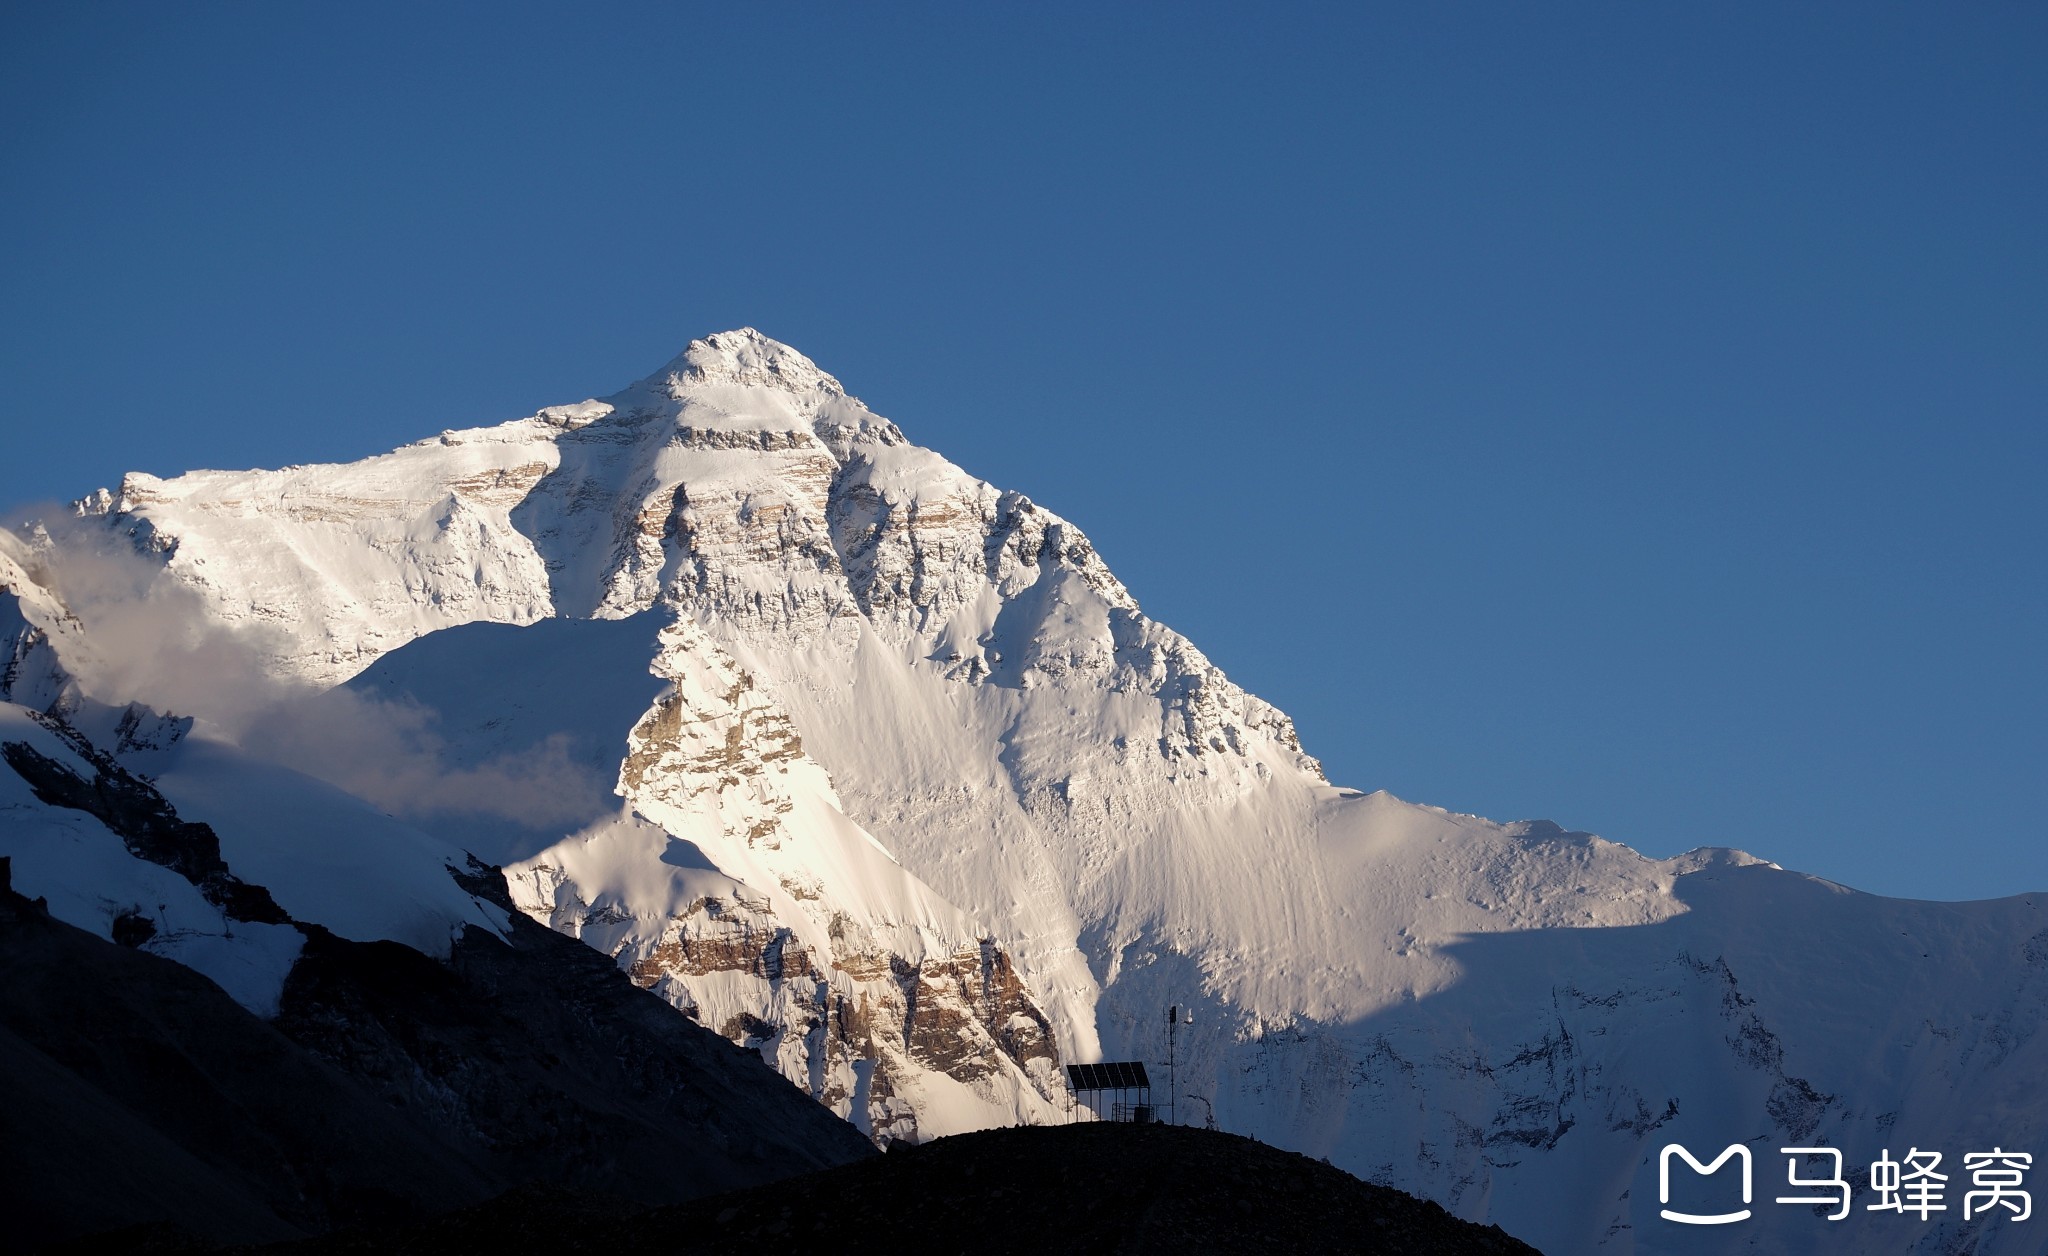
[5,333,2043,1255]
[650,327,848,396]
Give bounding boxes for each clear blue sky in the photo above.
[3,3,2042,900]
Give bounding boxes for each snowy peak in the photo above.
[18,330,2047,1254]
[647,328,846,399]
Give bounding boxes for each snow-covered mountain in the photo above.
[5,329,2041,1254]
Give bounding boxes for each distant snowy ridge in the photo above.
[5,329,2043,1254]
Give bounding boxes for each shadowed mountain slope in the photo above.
[0,854,873,1249]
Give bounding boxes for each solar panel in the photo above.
[1064,1061,1151,1092]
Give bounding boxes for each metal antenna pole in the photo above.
[1167,1005,1177,1126]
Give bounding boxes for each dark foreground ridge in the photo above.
[263,1122,1543,1256]
[0,851,870,1251]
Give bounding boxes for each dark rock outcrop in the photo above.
[1,719,286,924]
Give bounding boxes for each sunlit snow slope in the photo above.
[8,330,2043,1255]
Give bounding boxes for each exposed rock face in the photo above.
[1,713,284,925]
[904,941,1059,1080]
[519,865,1063,1146]
[617,618,807,834]
[480,611,1067,1141]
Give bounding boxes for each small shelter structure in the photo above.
[1064,1061,1153,1123]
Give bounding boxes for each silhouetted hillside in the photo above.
[267,1122,1543,1255]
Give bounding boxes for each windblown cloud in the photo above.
[5,511,608,831]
